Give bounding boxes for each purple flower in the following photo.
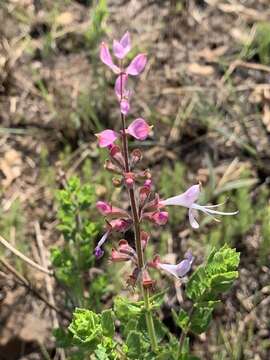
[94,230,110,259]
[100,35,147,76]
[125,54,147,76]
[113,32,131,59]
[115,74,131,115]
[150,252,194,279]
[95,129,119,148]
[126,118,151,140]
[160,184,238,229]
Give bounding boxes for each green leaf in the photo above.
[137,313,168,342]
[101,309,115,338]
[68,308,102,351]
[186,245,240,302]
[172,309,189,332]
[114,295,142,322]
[126,331,146,359]
[190,305,214,334]
[149,288,168,309]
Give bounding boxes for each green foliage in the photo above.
[85,0,108,51]
[244,22,270,65]
[51,176,103,308]
[186,245,240,302]
[172,245,240,358]
[68,308,118,358]
[259,204,270,265]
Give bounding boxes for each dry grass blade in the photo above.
[0,235,53,276]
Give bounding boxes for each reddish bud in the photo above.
[108,218,132,232]
[142,269,155,289]
[130,149,142,167]
[110,145,125,169]
[139,186,151,205]
[124,172,135,188]
[110,248,130,262]
[104,160,122,174]
[140,231,150,250]
[143,211,169,225]
[112,177,122,187]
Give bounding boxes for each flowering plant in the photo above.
[67,32,240,359]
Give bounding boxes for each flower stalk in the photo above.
[119,72,158,352]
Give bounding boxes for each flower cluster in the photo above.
[94,32,238,287]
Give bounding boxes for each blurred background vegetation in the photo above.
[0,0,270,359]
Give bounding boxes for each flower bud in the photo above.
[104,160,122,174]
[142,211,169,225]
[123,172,135,188]
[139,186,151,205]
[112,177,122,187]
[130,149,142,167]
[108,218,132,232]
[142,269,155,289]
[110,145,125,169]
[140,231,150,250]
[110,248,130,262]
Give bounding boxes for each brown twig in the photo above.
[0,235,53,275]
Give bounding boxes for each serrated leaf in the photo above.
[114,295,142,322]
[190,304,214,334]
[186,245,240,302]
[101,309,115,338]
[68,308,102,351]
[126,331,146,359]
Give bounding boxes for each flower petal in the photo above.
[161,184,200,207]
[126,53,147,76]
[113,32,131,59]
[94,230,110,258]
[120,99,130,115]
[120,31,131,50]
[95,129,118,148]
[115,74,128,99]
[100,42,120,73]
[188,208,199,229]
[126,118,151,140]
[176,258,193,277]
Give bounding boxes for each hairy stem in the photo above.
[119,73,157,351]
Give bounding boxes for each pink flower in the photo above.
[113,32,131,59]
[150,252,194,279]
[115,74,131,115]
[143,211,169,225]
[100,37,147,76]
[96,201,129,218]
[95,129,118,148]
[126,118,151,140]
[160,184,238,229]
[100,42,121,74]
[126,54,147,76]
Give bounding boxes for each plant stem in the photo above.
[119,73,157,351]
[177,306,194,358]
